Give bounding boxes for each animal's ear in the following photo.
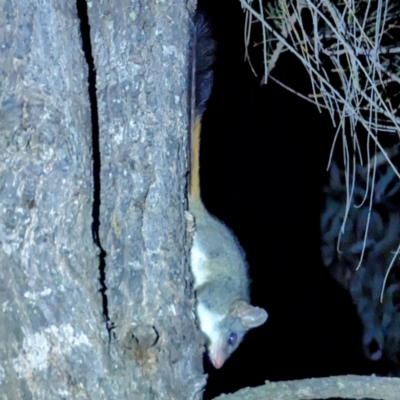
[230,301,268,329]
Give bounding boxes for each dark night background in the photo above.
[197,0,387,398]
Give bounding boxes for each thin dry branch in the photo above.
[214,374,400,400]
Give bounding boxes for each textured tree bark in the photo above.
[88,0,206,398]
[0,0,205,399]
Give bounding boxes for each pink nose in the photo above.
[211,349,225,369]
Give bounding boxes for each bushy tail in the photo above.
[189,12,216,203]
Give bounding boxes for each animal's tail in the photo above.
[189,12,216,203]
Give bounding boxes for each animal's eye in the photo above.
[228,332,237,346]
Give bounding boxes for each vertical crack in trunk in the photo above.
[76,0,112,339]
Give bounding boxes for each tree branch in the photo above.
[214,375,400,400]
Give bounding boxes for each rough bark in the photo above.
[0,0,104,398]
[88,0,205,398]
[0,0,204,399]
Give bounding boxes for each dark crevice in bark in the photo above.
[76,0,112,338]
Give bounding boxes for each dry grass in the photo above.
[239,0,400,295]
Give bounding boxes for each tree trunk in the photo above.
[0,0,204,398]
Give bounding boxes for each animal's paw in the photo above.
[185,211,196,234]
